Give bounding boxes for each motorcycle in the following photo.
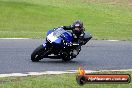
[31,27,92,62]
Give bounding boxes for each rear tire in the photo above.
[62,52,73,62]
[62,57,72,62]
[31,45,45,62]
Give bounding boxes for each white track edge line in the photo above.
[107,40,119,41]
[0,69,132,78]
[0,38,30,39]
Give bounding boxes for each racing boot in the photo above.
[72,49,78,58]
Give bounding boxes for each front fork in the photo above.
[41,42,53,57]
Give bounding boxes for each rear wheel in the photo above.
[62,52,73,62]
[31,45,46,62]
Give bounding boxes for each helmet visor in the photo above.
[75,23,81,31]
[75,27,80,31]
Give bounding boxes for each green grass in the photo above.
[0,0,132,40]
[0,71,132,88]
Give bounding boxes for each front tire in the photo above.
[31,45,45,62]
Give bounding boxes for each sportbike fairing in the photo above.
[46,28,73,44]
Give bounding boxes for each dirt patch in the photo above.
[81,0,132,6]
[81,0,120,3]
[0,80,9,84]
[128,3,132,7]
[0,77,25,84]
[127,0,132,7]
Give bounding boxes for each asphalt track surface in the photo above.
[0,39,132,74]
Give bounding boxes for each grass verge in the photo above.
[0,0,132,40]
[0,71,132,88]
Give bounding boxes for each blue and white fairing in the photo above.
[44,28,73,47]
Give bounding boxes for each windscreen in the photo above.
[53,28,66,37]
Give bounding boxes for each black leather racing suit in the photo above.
[61,25,85,57]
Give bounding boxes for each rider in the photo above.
[61,20,89,57]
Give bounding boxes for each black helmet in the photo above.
[72,20,83,35]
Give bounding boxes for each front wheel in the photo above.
[31,45,46,62]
